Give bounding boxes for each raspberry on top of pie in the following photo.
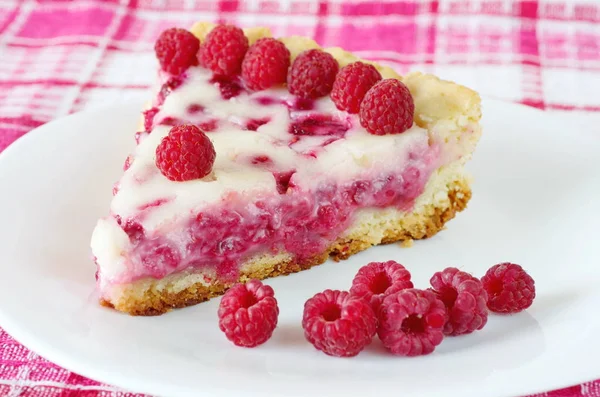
[91,22,482,316]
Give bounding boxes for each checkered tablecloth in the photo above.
[0,0,599,395]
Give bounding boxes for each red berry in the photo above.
[197,119,218,132]
[143,107,159,131]
[429,267,488,336]
[154,28,200,75]
[349,260,413,313]
[481,263,535,313]
[377,288,446,356]
[198,24,249,77]
[331,62,382,114]
[359,79,414,135]
[241,38,290,91]
[155,124,215,181]
[302,289,376,357]
[218,279,279,347]
[210,75,243,99]
[287,49,339,99]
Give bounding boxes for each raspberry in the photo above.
[143,107,159,131]
[429,267,488,336]
[210,75,243,99]
[359,79,414,135]
[377,289,446,356]
[154,28,200,75]
[157,77,182,106]
[288,114,350,137]
[245,118,270,131]
[481,263,535,313]
[331,62,382,113]
[302,289,376,357]
[218,279,279,347]
[198,24,249,77]
[121,220,144,243]
[241,38,290,91]
[197,120,218,132]
[287,49,339,99]
[155,124,215,181]
[349,260,413,313]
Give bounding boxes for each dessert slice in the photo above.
[91,23,482,315]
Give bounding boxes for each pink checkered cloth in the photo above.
[0,0,599,395]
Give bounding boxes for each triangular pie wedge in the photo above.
[91,22,482,315]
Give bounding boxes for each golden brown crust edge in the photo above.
[100,179,471,316]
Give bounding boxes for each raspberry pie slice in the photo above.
[91,23,482,315]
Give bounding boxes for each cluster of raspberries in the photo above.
[154,25,414,137]
[218,262,535,357]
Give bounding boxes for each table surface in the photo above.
[0,0,599,396]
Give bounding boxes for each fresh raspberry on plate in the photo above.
[429,267,488,336]
[331,62,382,113]
[302,289,377,357]
[241,38,290,91]
[287,49,339,99]
[198,24,249,77]
[218,279,279,347]
[377,288,446,356]
[154,28,200,75]
[155,124,215,181]
[349,260,413,313]
[481,262,535,313]
[359,79,414,135]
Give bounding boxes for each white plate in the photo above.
[0,99,599,397]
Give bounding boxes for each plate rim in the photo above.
[0,97,599,397]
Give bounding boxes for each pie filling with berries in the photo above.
[91,22,482,315]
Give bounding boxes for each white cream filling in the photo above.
[92,66,452,285]
[91,217,131,289]
[111,67,430,232]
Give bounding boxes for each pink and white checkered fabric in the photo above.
[0,0,599,396]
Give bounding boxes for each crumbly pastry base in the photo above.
[101,163,472,316]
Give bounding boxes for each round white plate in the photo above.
[0,99,599,397]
